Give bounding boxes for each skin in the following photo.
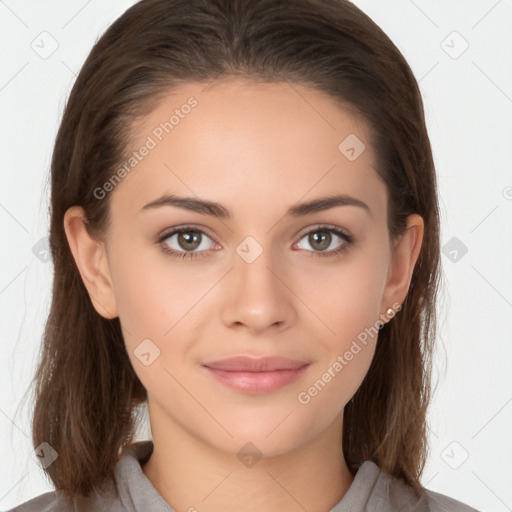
[64,80,423,512]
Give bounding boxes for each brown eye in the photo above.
[176,230,202,251]
[159,227,218,258]
[307,230,332,251]
[296,227,351,255]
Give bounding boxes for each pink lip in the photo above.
[202,356,310,394]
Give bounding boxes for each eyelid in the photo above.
[294,222,352,240]
[157,224,219,244]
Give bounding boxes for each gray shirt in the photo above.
[8,441,481,511]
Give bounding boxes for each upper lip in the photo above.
[202,356,310,372]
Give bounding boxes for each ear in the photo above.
[63,206,118,319]
[380,213,424,314]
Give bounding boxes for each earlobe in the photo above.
[63,206,119,319]
[380,214,424,315]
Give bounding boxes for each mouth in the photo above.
[201,356,310,394]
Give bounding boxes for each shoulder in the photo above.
[5,471,123,512]
[352,460,481,512]
[4,490,69,511]
[6,441,153,512]
[422,488,482,512]
[6,485,123,512]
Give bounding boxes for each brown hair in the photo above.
[27,0,441,500]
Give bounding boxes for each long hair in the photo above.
[29,0,441,499]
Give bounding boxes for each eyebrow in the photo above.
[139,193,371,218]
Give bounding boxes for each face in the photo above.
[69,80,420,459]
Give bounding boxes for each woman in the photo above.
[10,0,480,510]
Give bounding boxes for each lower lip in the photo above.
[203,365,309,394]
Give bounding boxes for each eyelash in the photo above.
[156,224,354,261]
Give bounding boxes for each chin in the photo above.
[201,418,316,461]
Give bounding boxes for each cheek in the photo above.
[297,339,376,410]
[111,261,195,403]
[108,244,218,395]
[108,240,202,337]
[295,262,385,415]
[292,245,387,394]
[291,249,388,343]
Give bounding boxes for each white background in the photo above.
[1,0,511,510]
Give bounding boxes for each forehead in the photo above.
[109,80,386,222]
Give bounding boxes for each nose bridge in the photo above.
[221,235,295,332]
[234,235,279,290]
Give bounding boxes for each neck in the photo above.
[141,402,355,512]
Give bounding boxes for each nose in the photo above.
[221,244,297,334]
